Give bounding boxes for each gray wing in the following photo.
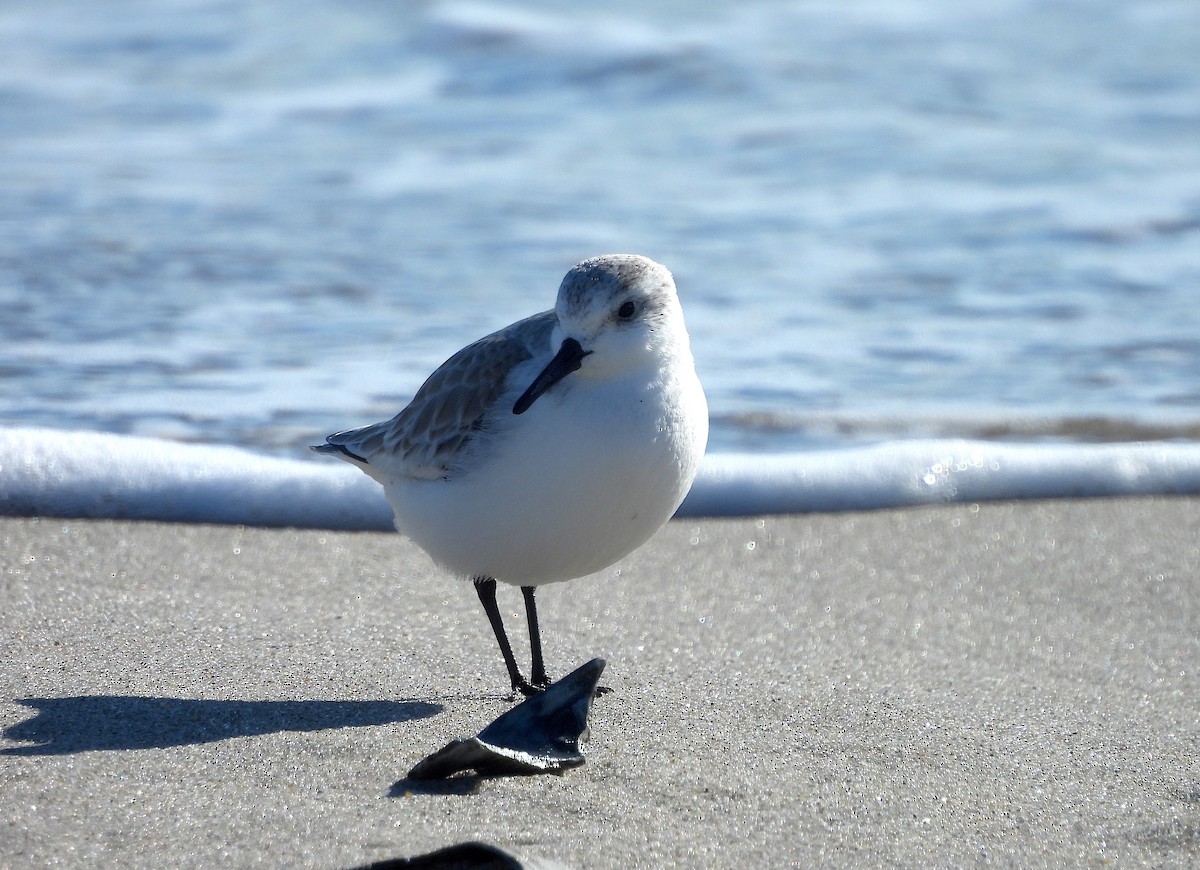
[315,311,557,480]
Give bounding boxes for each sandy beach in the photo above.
[2,498,1197,867]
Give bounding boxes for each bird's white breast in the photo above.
[385,360,707,585]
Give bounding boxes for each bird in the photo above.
[313,254,708,696]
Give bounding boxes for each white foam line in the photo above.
[678,441,1200,516]
[0,428,392,530]
[3,428,1200,529]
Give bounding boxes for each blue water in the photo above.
[2,0,1199,457]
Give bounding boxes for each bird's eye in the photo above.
[617,300,637,320]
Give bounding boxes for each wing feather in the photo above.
[318,311,556,479]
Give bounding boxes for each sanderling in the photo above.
[314,254,708,696]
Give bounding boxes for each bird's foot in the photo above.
[506,672,610,701]
[506,671,555,699]
[509,678,544,700]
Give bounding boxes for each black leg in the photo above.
[522,585,549,690]
[474,577,536,697]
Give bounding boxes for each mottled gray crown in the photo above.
[558,254,672,314]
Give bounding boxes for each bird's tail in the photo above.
[310,440,368,463]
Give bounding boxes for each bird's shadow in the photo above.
[2,695,442,756]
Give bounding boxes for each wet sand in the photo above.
[2,499,1198,867]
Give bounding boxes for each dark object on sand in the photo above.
[350,839,571,869]
[408,659,606,780]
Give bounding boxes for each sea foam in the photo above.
[3,427,1200,529]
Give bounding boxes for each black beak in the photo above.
[513,338,589,415]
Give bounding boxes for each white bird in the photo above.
[314,254,708,696]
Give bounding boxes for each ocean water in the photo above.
[2,0,1199,457]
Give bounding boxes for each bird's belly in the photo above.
[387,378,703,585]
